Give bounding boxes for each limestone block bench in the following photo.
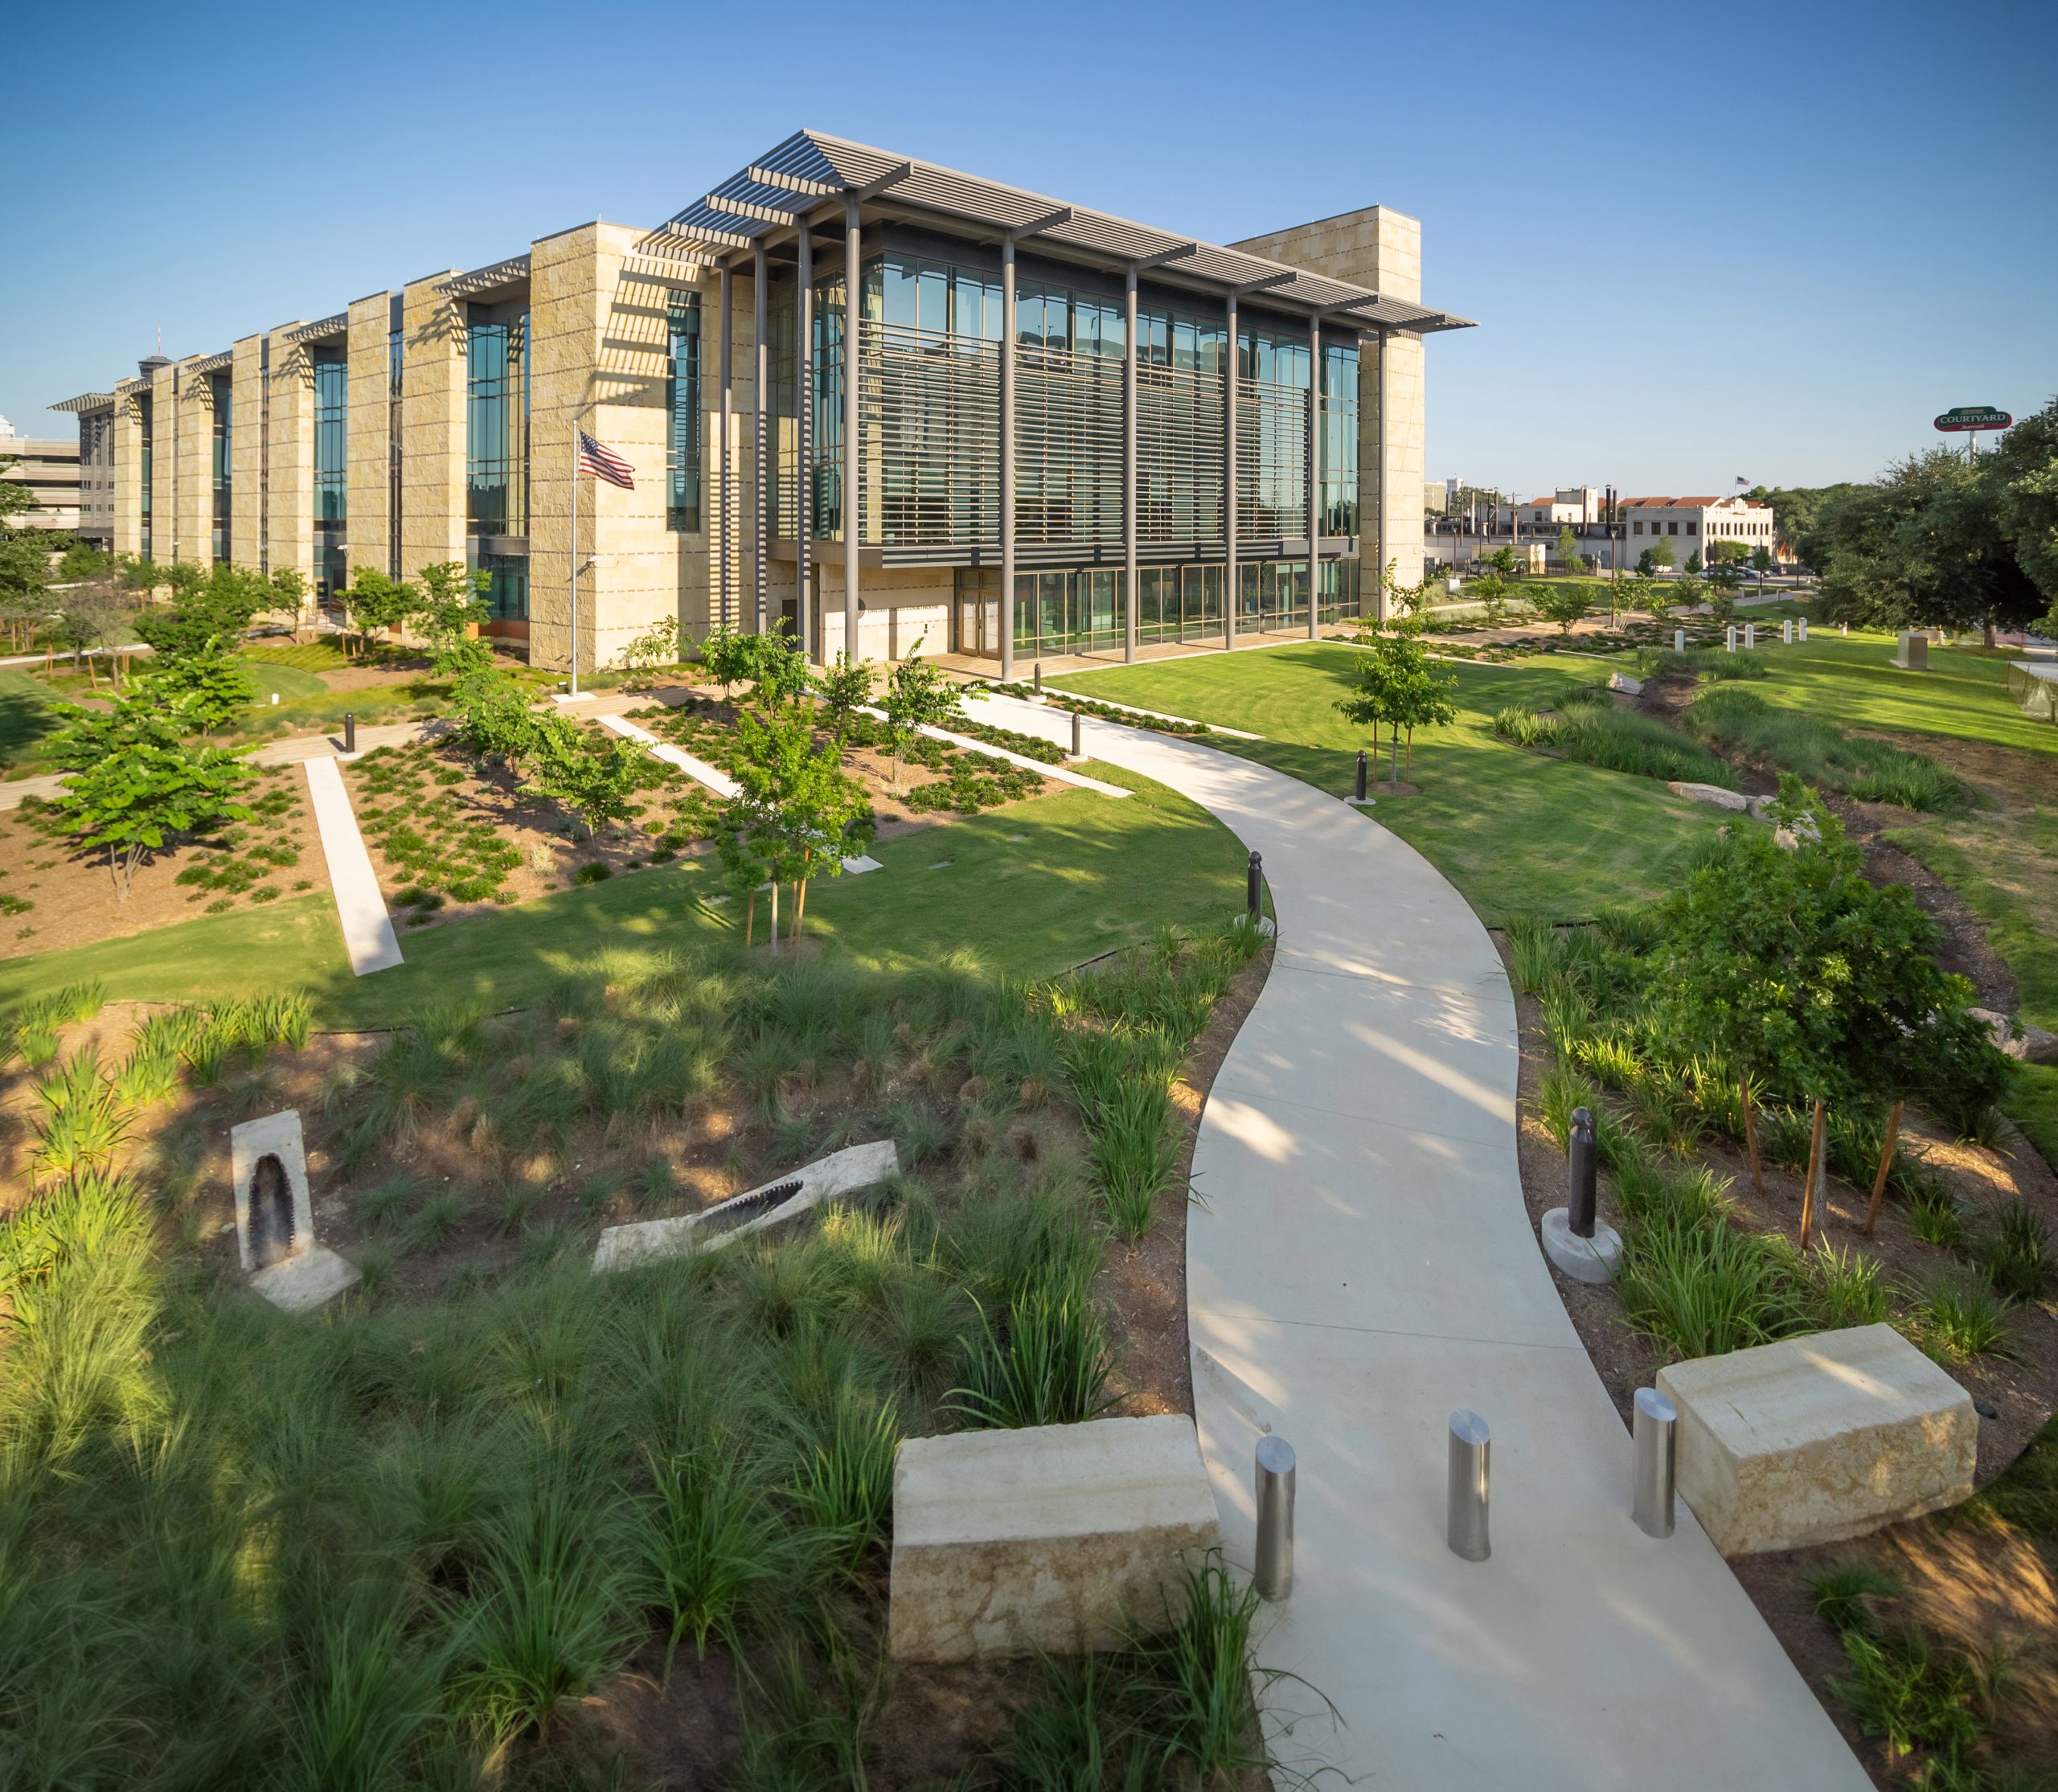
[888,1414,1220,1663]
[1657,1323,1975,1556]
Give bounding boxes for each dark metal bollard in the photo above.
[342,711,356,755]
[1446,1410,1491,1561]
[1246,850,1262,921]
[1355,748,1367,802]
[1071,708,1082,757]
[1568,1107,1597,1238]
[1034,661,1043,696]
[1253,1435,1296,1601]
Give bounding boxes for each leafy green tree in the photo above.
[129,563,290,661]
[139,640,256,729]
[1555,526,1585,574]
[1530,582,1594,638]
[411,562,490,666]
[1334,633,1458,783]
[1706,587,1739,627]
[1985,397,2058,627]
[1485,545,1519,577]
[451,660,540,776]
[1683,549,1703,577]
[1379,559,1429,630]
[1649,537,1675,574]
[814,651,875,748]
[720,703,872,945]
[1642,577,1675,628]
[698,621,752,699]
[880,645,963,790]
[1810,447,2043,644]
[45,691,255,897]
[0,481,55,648]
[1745,482,1867,568]
[622,613,680,673]
[1649,777,2002,1245]
[1750,544,1773,584]
[338,569,418,658]
[530,712,645,842]
[1470,572,1510,626]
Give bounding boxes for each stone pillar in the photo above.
[176,360,215,568]
[399,271,466,576]
[346,293,394,584]
[266,334,315,589]
[148,359,180,566]
[230,336,266,572]
[113,381,146,560]
[530,220,674,675]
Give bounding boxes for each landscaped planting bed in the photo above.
[0,761,329,960]
[0,918,1284,1788]
[1503,906,2058,1788]
[343,736,720,924]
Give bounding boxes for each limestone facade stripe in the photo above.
[266,335,315,586]
[230,335,266,572]
[113,387,143,559]
[398,273,466,576]
[345,294,395,582]
[149,361,180,565]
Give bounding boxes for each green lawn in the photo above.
[0,764,1244,1029]
[1716,631,2057,756]
[235,655,330,706]
[1050,643,1727,925]
[0,668,57,769]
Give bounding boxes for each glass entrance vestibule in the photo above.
[952,560,1360,659]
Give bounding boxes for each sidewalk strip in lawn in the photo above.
[302,755,403,976]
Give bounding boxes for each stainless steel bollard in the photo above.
[1247,850,1262,921]
[1446,1410,1490,1561]
[1745,622,1756,650]
[1253,1435,1296,1601]
[1632,1387,1677,1538]
[342,711,355,754]
[1725,625,1737,652]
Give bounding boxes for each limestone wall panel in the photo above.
[399,273,466,575]
[230,336,266,572]
[346,294,394,582]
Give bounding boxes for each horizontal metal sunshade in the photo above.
[439,255,531,299]
[51,392,115,412]
[658,130,1474,334]
[278,314,348,346]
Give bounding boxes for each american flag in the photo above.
[576,430,635,490]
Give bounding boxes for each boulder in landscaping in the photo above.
[1970,1007,2058,1065]
[888,1414,1220,1662]
[1607,671,1644,695]
[1656,1323,1975,1556]
[1667,781,1750,813]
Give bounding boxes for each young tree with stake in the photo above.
[880,644,963,791]
[1334,634,1457,785]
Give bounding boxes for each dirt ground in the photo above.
[0,760,330,962]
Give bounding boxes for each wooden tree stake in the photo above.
[1799,1097,1826,1251]
[1740,1079,1765,1195]
[744,888,754,949]
[1862,1100,1904,1237]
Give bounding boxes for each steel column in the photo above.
[797,224,813,659]
[1123,264,1138,664]
[1224,290,1238,650]
[999,232,1016,681]
[843,199,861,662]
[719,264,733,628]
[1307,312,1321,639]
[752,244,768,635]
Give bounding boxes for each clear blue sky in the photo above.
[4,0,2052,497]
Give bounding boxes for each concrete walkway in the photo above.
[962,691,1868,1792]
[302,757,403,976]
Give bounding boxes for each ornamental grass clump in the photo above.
[1683,686,1965,811]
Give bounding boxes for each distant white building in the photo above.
[0,416,98,539]
[1619,494,1778,566]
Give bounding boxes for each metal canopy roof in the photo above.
[188,350,232,375]
[439,255,531,300]
[51,392,115,412]
[658,129,1474,334]
[279,313,347,346]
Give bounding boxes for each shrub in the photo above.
[1909,1274,2015,1363]
[1619,1220,1813,1359]
[1683,687,1964,812]
[1970,1198,2054,1302]
[948,1261,1116,1430]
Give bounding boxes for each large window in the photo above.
[1238,324,1310,542]
[1320,341,1359,538]
[137,393,153,561]
[466,303,528,538]
[1015,279,1123,548]
[312,348,347,597]
[666,295,701,531]
[474,550,528,623]
[210,373,232,563]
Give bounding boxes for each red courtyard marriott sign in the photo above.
[1935,407,2012,432]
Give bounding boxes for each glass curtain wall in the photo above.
[137,394,153,560]
[666,295,702,531]
[209,373,232,563]
[1137,308,1228,547]
[1237,325,1309,543]
[311,349,346,597]
[1017,283,1123,548]
[1320,342,1359,538]
[465,301,529,621]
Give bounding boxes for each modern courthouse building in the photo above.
[52,132,1471,676]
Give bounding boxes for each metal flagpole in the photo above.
[569,421,580,697]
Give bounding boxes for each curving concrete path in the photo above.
[963,690,1868,1792]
